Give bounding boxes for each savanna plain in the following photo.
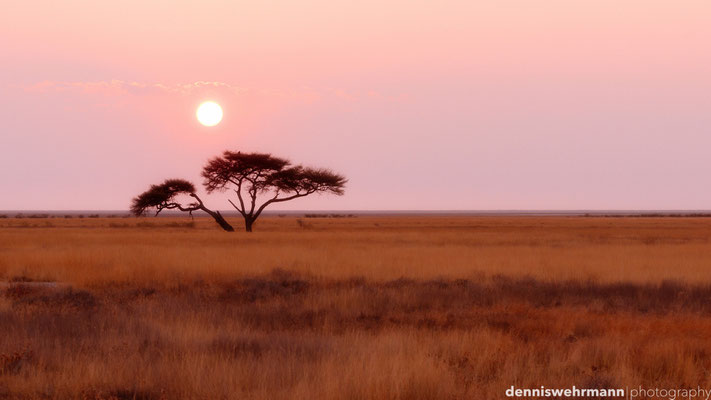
[1,215,711,399]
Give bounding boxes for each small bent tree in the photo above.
[202,151,347,232]
[130,179,234,232]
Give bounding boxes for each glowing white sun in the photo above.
[196,101,223,126]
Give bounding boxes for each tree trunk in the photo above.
[244,217,254,232]
[203,209,235,232]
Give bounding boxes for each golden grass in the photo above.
[1,216,711,399]
[3,216,711,285]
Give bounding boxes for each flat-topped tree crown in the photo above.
[130,178,234,231]
[270,166,346,196]
[202,151,290,193]
[130,151,346,232]
[201,151,347,232]
[130,179,197,216]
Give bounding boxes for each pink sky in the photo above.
[1,0,710,210]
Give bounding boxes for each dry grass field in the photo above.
[1,215,711,399]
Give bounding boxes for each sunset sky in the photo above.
[1,0,710,210]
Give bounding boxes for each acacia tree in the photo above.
[202,151,347,232]
[130,179,235,231]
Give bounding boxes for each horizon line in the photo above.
[4,209,711,215]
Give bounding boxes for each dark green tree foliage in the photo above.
[202,151,347,232]
[130,179,234,231]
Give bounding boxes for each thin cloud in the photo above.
[22,80,403,104]
[25,80,247,96]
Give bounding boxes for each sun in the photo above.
[196,101,223,127]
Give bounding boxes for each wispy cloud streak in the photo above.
[25,80,247,96]
[22,80,396,102]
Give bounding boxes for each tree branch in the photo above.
[252,191,313,220]
[228,199,247,216]
[235,180,247,215]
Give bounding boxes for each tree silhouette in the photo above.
[202,151,347,232]
[130,179,234,231]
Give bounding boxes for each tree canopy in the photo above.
[130,179,198,216]
[202,151,347,231]
[131,151,346,232]
[131,178,234,231]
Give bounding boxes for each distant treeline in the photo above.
[3,212,709,219]
[0,213,357,219]
[583,213,711,218]
[303,213,357,218]
[2,213,130,219]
